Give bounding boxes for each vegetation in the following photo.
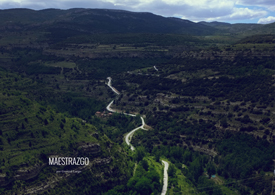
[0,65,132,194]
[0,7,275,195]
[104,152,162,195]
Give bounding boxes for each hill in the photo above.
[199,21,263,34]
[1,7,275,195]
[0,8,218,36]
[236,34,275,44]
[0,68,132,194]
[256,21,275,34]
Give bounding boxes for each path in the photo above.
[106,99,146,150]
[106,77,169,194]
[106,100,136,117]
[106,100,116,113]
[161,160,169,195]
[125,116,146,151]
[106,78,146,150]
[107,77,120,95]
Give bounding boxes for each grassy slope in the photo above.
[0,68,132,194]
[160,158,197,195]
[0,69,97,170]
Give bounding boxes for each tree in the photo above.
[220,118,228,128]
[155,152,160,162]
[198,176,222,195]
[44,119,48,125]
[134,177,152,195]
[127,177,139,189]
[206,162,216,178]
[60,122,64,129]
[214,155,219,164]
[188,158,203,183]
[134,146,146,162]
[141,160,149,171]
[240,115,252,124]
[147,169,160,184]
[168,164,176,177]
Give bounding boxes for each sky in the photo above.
[1,0,275,24]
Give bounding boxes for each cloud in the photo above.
[0,0,238,20]
[236,0,275,11]
[228,7,267,20]
[180,7,267,22]
[257,16,275,24]
[125,0,236,19]
[0,0,120,10]
[133,1,267,22]
[1,0,236,15]
[0,2,21,9]
[0,0,273,23]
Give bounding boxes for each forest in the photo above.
[0,8,275,195]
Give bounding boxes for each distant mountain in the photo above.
[0,8,66,23]
[236,34,275,44]
[198,21,263,34]
[255,22,275,34]
[199,21,231,27]
[0,8,218,36]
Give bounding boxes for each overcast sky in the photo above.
[1,0,275,24]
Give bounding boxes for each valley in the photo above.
[0,8,274,195]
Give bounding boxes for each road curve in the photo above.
[106,100,115,113]
[107,77,120,95]
[125,116,146,151]
[106,100,146,150]
[161,160,169,195]
[106,77,168,194]
[105,79,146,150]
[106,100,136,117]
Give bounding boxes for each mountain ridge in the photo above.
[0,8,218,36]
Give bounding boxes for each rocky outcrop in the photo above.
[179,50,275,60]
[192,146,217,157]
[92,132,99,139]
[0,164,46,187]
[0,174,13,187]
[14,164,46,181]
[93,157,112,166]
[78,143,101,155]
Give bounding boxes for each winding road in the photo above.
[106,77,147,150]
[105,93,145,150]
[161,160,169,195]
[125,116,146,151]
[106,100,136,117]
[107,77,120,95]
[106,76,169,194]
[106,100,116,113]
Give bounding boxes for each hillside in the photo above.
[0,8,218,36]
[255,22,275,34]
[0,68,133,194]
[109,47,275,194]
[236,34,275,44]
[0,7,275,195]
[199,21,263,34]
